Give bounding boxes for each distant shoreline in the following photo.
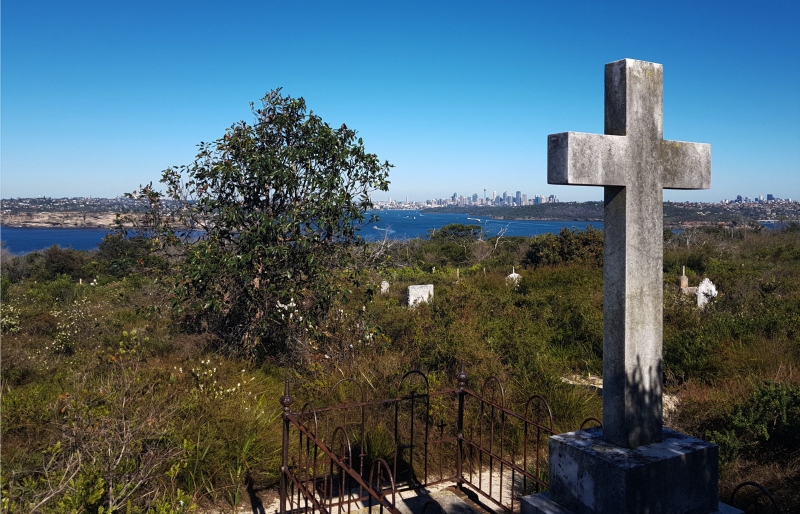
[1,212,118,228]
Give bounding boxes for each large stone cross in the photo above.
[547,59,710,448]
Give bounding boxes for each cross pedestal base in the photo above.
[520,427,742,514]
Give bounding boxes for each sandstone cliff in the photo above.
[1,212,119,228]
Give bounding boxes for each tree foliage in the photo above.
[524,226,604,268]
[428,223,483,241]
[126,90,391,359]
[418,223,484,266]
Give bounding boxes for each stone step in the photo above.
[351,486,492,514]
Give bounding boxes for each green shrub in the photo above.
[29,274,79,305]
[525,227,603,268]
[1,381,58,435]
[2,251,37,283]
[97,234,166,278]
[707,381,800,463]
[30,245,90,282]
[664,326,721,383]
[1,274,9,300]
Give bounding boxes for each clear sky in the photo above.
[2,1,799,203]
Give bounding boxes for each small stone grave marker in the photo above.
[406,284,433,307]
[680,266,699,296]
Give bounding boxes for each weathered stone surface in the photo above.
[680,266,698,296]
[380,281,390,295]
[529,58,724,514]
[547,58,711,448]
[406,284,433,307]
[522,495,742,514]
[520,428,741,514]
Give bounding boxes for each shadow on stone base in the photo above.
[520,427,741,514]
[521,494,743,514]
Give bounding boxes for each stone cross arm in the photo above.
[548,132,710,190]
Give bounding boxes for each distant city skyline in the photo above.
[2,2,798,202]
[2,190,795,206]
[373,189,794,206]
[382,188,558,207]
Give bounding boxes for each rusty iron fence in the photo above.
[279,365,596,514]
[730,481,781,514]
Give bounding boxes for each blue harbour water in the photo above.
[361,210,602,241]
[1,211,603,254]
[1,226,112,254]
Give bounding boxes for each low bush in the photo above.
[28,274,79,305]
[3,224,800,510]
[30,245,91,282]
[706,381,800,464]
[524,226,603,268]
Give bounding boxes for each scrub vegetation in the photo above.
[3,224,799,511]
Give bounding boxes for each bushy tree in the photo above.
[524,226,603,268]
[96,234,167,278]
[28,246,90,282]
[428,223,483,241]
[423,223,483,266]
[127,90,391,359]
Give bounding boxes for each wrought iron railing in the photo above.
[279,365,596,514]
[459,378,556,512]
[730,481,781,514]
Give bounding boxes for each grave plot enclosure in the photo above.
[279,367,598,514]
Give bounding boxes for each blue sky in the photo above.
[2,1,798,203]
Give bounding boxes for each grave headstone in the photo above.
[696,278,718,308]
[522,59,739,514]
[506,267,521,286]
[680,266,698,296]
[406,284,433,307]
[380,281,390,295]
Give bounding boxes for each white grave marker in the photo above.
[406,284,433,307]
